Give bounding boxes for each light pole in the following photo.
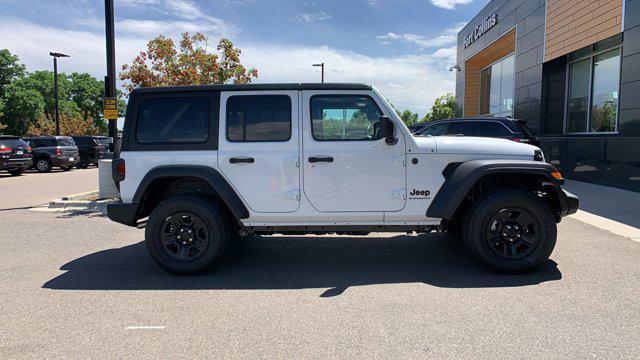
[49,52,70,136]
[313,63,324,83]
[105,0,117,153]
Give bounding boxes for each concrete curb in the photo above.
[60,190,99,201]
[569,210,640,243]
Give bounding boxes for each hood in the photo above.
[434,136,538,156]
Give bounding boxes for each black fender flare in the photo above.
[132,165,250,220]
[426,160,563,220]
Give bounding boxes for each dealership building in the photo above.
[454,0,640,191]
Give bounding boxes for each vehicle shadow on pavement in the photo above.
[43,233,561,296]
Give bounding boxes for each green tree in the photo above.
[120,32,258,93]
[427,93,457,121]
[0,49,26,99]
[400,109,419,126]
[2,84,45,134]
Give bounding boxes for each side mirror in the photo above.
[379,116,397,145]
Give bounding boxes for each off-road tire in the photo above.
[462,189,557,271]
[35,158,52,173]
[8,168,25,176]
[145,195,230,275]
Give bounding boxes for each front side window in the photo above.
[566,48,620,133]
[226,95,291,142]
[310,95,383,141]
[136,97,210,143]
[480,54,515,117]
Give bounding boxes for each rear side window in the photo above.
[226,95,291,142]
[136,97,210,143]
[474,122,511,136]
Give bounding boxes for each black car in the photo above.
[0,135,33,176]
[407,123,428,133]
[414,117,538,145]
[22,136,79,173]
[72,135,110,169]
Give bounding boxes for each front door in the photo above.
[301,91,406,213]
[218,91,300,213]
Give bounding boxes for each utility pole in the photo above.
[49,52,70,136]
[105,0,117,153]
[313,63,324,83]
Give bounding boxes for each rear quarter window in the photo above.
[136,97,210,143]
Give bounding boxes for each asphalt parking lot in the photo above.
[1,170,639,358]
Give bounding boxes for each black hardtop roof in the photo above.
[434,116,521,123]
[131,83,372,94]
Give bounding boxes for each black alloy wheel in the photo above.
[485,207,540,260]
[160,212,210,261]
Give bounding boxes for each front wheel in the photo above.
[145,196,230,275]
[463,189,557,272]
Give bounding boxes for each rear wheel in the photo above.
[145,196,230,275]
[77,155,89,169]
[8,168,25,176]
[463,189,557,271]
[35,158,52,173]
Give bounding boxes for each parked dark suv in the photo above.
[415,117,538,145]
[72,135,110,169]
[0,135,33,176]
[22,136,79,172]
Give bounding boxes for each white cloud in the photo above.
[295,12,332,23]
[430,0,474,10]
[377,22,465,49]
[0,17,455,116]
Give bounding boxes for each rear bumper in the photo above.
[558,189,579,217]
[107,201,139,226]
[0,157,32,170]
[51,157,79,167]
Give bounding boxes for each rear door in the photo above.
[217,91,300,213]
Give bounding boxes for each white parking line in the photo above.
[126,326,166,330]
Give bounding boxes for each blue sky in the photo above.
[0,0,489,115]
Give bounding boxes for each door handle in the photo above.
[308,156,334,163]
[229,157,255,164]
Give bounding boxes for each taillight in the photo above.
[55,148,62,156]
[117,162,125,177]
[0,145,12,154]
[26,146,32,152]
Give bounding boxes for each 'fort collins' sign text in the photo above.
[464,14,498,49]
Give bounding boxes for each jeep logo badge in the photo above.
[409,189,430,197]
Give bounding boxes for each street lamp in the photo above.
[313,63,324,83]
[49,52,70,136]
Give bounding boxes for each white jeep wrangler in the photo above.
[108,83,578,274]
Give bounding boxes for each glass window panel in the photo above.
[590,49,620,132]
[479,67,492,115]
[310,96,383,141]
[137,97,210,143]
[418,122,448,136]
[567,59,591,133]
[489,60,502,116]
[226,95,291,142]
[499,55,515,116]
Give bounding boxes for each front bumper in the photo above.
[558,189,579,217]
[107,201,139,226]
